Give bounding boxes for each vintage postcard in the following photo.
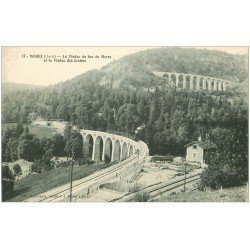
[1,46,248,202]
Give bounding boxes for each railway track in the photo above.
[25,140,148,202]
[114,172,201,202]
[148,174,200,200]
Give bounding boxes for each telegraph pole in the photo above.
[69,154,74,202]
[138,149,140,173]
[183,163,186,192]
[69,144,75,202]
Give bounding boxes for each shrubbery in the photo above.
[133,192,150,202]
[104,154,111,164]
[199,123,248,190]
[86,159,95,165]
[2,165,15,201]
[199,162,247,190]
[31,152,54,174]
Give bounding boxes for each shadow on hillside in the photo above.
[12,186,31,198]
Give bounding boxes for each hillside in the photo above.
[58,47,248,90]
[7,163,105,202]
[2,47,248,158]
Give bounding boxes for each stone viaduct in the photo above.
[153,71,232,91]
[80,130,146,163]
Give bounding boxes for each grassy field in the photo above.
[154,186,248,202]
[28,125,56,139]
[2,123,56,139]
[7,163,106,202]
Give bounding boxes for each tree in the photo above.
[6,138,18,162]
[2,165,15,201]
[64,123,73,141]
[13,164,22,177]
[31,152,54,174]
[16,123,24,137]
[52,134,66,157]
[17,137,42,161]
[65,129,83,160]
[200,122,248,190]
[31,159,43,174]
[2,127,19,162]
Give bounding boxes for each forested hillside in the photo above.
[52,47,248,90]
[2,47,248,158]
[101,47,248,88]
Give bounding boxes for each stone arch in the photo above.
[225,82,229,90]
[178,75,184,88]
[211,79,215,91]
[205,78,209,90]
[221,81,224,91]
[129,145,134,157]
[199,77,204,90]
[193,76,198,90]
[186,75,191,89]
[121,142,128,160]
[104,137,112,163]
[83,134,94,160]
[170,74,176,86]
[94,136,104,162]
[220,81,223,91]
[163,73,170,84]
[216,81,220,91]
[207,78,212,90]
[113,140,121,162]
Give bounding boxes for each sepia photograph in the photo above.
[1,46,249,202]
[1,1,250,250]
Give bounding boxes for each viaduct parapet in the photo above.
[153,71,232,91]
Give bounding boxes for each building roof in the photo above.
[8,159,33,169]
[184,140,218,149]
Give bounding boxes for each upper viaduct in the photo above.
[80,130,147,163]
[153,71,232,91]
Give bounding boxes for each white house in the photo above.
[184,137,218,165]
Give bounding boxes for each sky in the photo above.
[2,46,248,86]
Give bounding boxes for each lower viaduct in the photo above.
[153,71,232,91]
[25,129,149,202]
[80,130,148,163]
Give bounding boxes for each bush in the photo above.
[2,165,15,201]
[199,163,247,190]
[86,159,95,165]
[31,159,43,174]
[13,164,22,176]
[133,192,150,202]
[104,154,111,164]
[77,158,86,166]
[31,154,54,174]
[199,123,248,190]
[54,161,70,168]
[130,185,142,193]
